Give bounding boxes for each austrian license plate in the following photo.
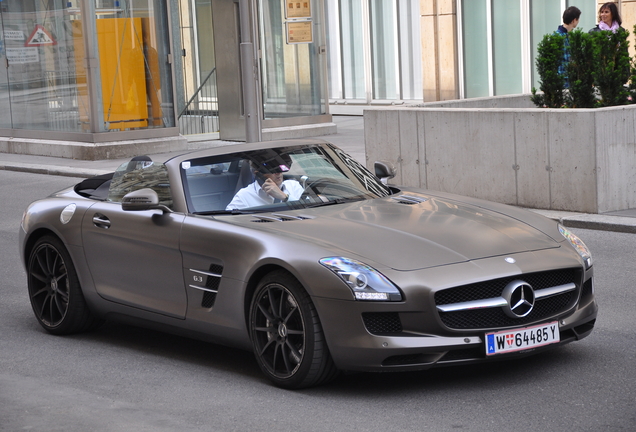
[485,321,560,356]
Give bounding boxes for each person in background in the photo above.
[555,6,581,87]
[589,2,623,33]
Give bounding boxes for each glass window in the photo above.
[92,0,175,131]
[0,0,174,133]
[0,0,89,131]
[259,0,327,118]
[325,0,422,103]
[492,0,522,95]
[398,0,422,100]
[339,0,365,100]
[462,0,489,98]
[177,0,219,135]
[325,0,341,100]
[570,0,597,35]
[370,0,398,99]
[530,0,561,89]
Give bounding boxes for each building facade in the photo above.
[0,0,633,158]
[0,0,184,159]
[326,0,635,113]
[0,0,332,159]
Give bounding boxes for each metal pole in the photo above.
[80,0,105,132]
[239,0,262,142]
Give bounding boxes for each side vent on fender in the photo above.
[201,264,223,308]
[188,264,223,309]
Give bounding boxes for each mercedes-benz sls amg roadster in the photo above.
[19,139,597,388]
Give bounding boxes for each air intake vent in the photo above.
[202,291,217,308]
[362,312,403,335]
[189,264,224,309]
[391,195,428,205]
[251,214,313,223]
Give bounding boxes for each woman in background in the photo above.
[589,2,624,33]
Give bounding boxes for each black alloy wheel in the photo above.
[27,235,99,335]
[249,270,337,389]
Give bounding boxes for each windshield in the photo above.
[181,143,392,214]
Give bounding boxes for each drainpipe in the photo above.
[239,0,262,142]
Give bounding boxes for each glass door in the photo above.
[258,0,326,119]
[177,0,219,135]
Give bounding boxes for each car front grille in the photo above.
[435,268,580,330]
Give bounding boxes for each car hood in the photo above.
[229,195,561,271]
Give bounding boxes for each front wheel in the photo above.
[249,270,338,389]
[27,235,100,335]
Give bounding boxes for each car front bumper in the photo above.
[313,273,597,372]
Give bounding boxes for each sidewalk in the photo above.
[1,115,635,233]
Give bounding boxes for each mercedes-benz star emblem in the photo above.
[502,280,535,318]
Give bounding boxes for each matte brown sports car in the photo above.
[19,139,597,388]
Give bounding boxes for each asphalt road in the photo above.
[1,170,634,432]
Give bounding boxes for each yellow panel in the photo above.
[97,18,148,130]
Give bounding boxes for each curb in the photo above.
[0,162,111,179]
[530,210,636,234]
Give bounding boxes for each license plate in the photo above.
[485,321,560,356]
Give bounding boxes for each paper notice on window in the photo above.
[286,21,313,44]
[286,1,311,19]
[6,47,39,64]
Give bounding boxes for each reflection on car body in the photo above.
[19,139,597,389]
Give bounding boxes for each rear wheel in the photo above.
[249,270,338,389]
[27,235,99,335]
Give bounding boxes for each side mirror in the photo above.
[122,188,172,213]
[374,160,396,185]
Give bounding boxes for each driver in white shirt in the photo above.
[226,159,304,210]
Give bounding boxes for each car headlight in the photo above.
[559,224,592,269]
[319,257,402,301]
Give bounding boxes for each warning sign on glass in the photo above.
[286,21,313,44]
[286,1,311,19]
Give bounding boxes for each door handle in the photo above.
[92,213,111,229]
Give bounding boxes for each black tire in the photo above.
[27,235,100,335]
[249,270,338,389]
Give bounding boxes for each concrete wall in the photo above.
[364,98,636,213]
[414,94,537,109]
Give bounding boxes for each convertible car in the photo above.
[19,139,597,388]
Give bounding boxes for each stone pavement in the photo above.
[1,115,635,233]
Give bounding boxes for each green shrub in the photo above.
[589,29,630,106]
[566,30,596,108]
[628,25,636,103]
[531,33,566,108]
[531,28,633,108]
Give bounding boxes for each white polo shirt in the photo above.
[226,180,304,210]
